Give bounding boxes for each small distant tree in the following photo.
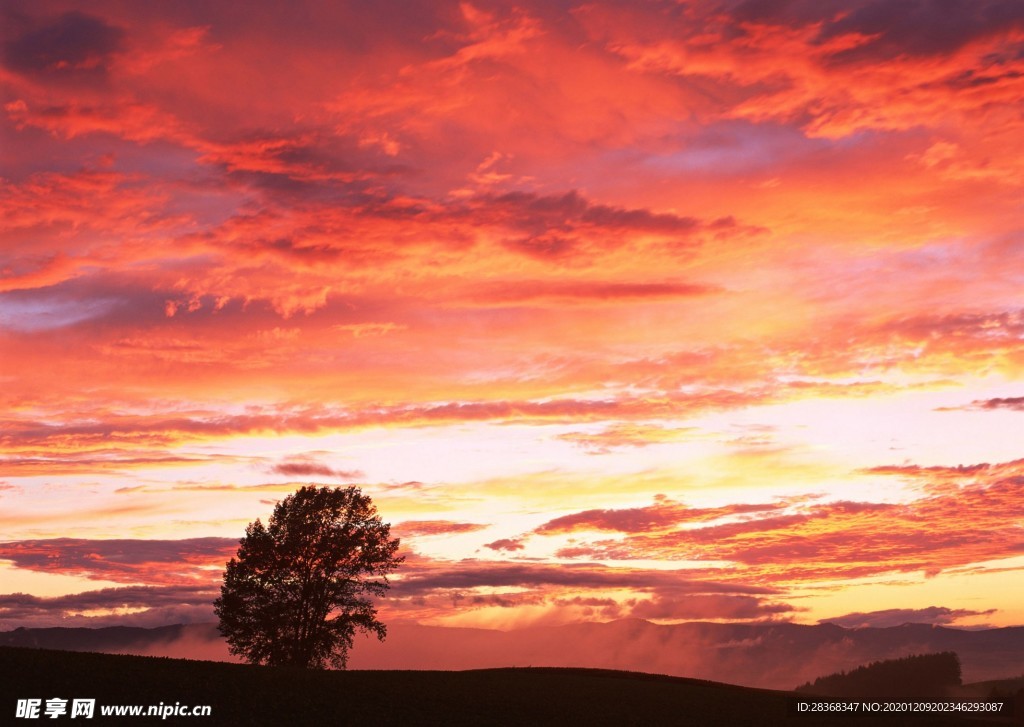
[214,485,403,669]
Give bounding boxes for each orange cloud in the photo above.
[556,423,695,454]
[543,460,1024,584]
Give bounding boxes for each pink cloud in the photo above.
[0,538,235,585]
[483,538,525,552]
[269,458,362,480]
[393,521,489,538]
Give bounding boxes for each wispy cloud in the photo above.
[821,606,997,629]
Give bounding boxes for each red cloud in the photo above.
[0,538,236,586]
[542,460,1024,583]
[0,392,765,458]
[389,561,778,598]
[968,397,1024,411]
[581,0,1024,138]
[468,281,719,306]
[269,460,362,480]
[483,538,525,552]
[627,594,793,621]
[393,521,489,538]
[536,497,784,535]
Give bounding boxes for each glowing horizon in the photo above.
[2,0,1023,636]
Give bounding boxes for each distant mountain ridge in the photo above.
[3,619,1022,690]
[0,624,198,652]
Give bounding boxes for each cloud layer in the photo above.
[2,0,1022,634]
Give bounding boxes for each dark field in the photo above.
[0,646,1014,726]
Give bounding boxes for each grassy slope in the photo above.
[0,646,1010,726]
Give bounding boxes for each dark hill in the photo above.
[0,646,1000,726]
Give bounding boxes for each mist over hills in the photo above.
[4,619,1021,690]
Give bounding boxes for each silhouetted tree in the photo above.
[796,652,961,699]
[214,485,403,669]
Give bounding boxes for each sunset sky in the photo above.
[2,0,1024,639]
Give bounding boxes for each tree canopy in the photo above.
[214,485,403,669]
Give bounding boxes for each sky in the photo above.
[1,0,1023,640]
